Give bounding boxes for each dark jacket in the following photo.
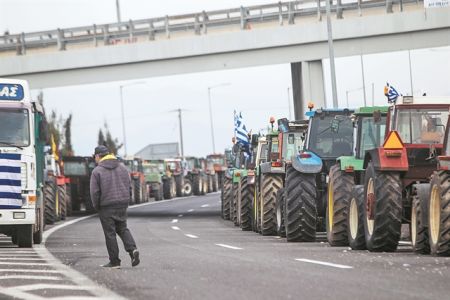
[90,156,131,210]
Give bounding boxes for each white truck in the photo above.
[0,78,45,247]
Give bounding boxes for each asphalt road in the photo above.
[43,193,450,300]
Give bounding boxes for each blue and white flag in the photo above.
[384,83,401,104]
[0,153,22,208]
[234,111,249,145]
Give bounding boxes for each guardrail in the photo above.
[0,0,421,55]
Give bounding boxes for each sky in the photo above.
[1,1,449,157]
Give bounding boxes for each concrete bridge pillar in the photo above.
[291,60,326,120]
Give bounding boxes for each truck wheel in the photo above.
[411,184,431,254]
[326,164,353,246]
[347,185,366,250]
[58,184,67,220]
[363,162,402,252]
[276,188,286,238]
[193,175,201,196]
[44,180,57,225]
[285,166,317,242]
[163,179,173,199]
[175,175,184,197]
[65,183,72,217]
[261,174,283,236]
[18,225,33,248]
[134,178,142,204]
[429,171,450,256]
[183,178,193,196]
[221,177,232,220]
[232,182,239,226]
[240,177,254,231]
[33,204,44,245]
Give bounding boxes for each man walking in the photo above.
[90,145,140,269]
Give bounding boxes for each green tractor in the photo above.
[221,149,236,220]
[165,158,187,197]
[326,106,388,248]
[284,108,354,242]
[142,160,176,201]
[185,156,208,196]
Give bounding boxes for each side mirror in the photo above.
[277,118,289,133]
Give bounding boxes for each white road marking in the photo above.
[0,261,51,266]
[215,244,243,250]
[201,204,210,208]
[171,226,180,231]
[171,219,178,223]
[185,234,199,239]
[295,259,353,269]
[0,275,62,281]
[0,269,65,274]
[187,209,195,212]
[0,257,47,261]
[178,214,183,217]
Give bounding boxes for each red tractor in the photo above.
[206,154,227,191]
[360,96,449,252]
[123,157,148,204]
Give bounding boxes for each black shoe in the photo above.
[101,262,121,269]
[130,250,140,267]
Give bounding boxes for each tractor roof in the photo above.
[305,108,353,118]
[354,106,389,115]
[396,96,450,105]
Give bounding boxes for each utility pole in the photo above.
[287,87,292,120]
[116,0,122,23]
[360,55,367,106]
[177,108,185,158]
[207,83,230,154]
[325,0,338,108]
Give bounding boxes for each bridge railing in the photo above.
[0,0,421,55]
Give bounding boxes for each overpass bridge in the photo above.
[0,0,449,118]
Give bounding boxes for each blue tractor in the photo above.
[284,107,354,242]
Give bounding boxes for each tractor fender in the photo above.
[363,148,408,171]
[260,162,285,174]
[291,151,322,174]
[363,149,380,170]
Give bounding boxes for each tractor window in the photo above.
[64,162,88,176]
[282,132,303,160]
[270,136,279,153]
[258,143,268,164]
[446,129,450,156]
[396,109,449,144]
[357,116,386,159]
[308,114,353,158]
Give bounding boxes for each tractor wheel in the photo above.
[232,182,239,226]
[193,175,201,196]
[411,184,431,254]
[17,225,33,248]
[326,164,353,246]
[363,162,402,252]
[58,184,67,220]
[134,178,142,204]
[254,180,262,233]
[213,174,219,192]
[163,179,173,199]
[154,183,163,201]
[175,175,184,197]
[260,174,283,236]
[221,177,232,220]
[65,183,72,217]
[285,166,317,242]
[276,188,286,238]
[347,185,366,250]
[183,178,193,197]
[240,177,254,231]
[44,180,57,225]
[429,171,450,256]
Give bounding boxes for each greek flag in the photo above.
[384,83,400,104]
[234,111,249,145]
[0,153,22,208]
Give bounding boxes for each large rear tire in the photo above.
[154,183,163,201]
[260,174,283,236]
[428,171,450,256]
[193,174,201,196]
[326,164,353,246]
[65,183,72,217]
[347,185,366,250]
[58,184,67,220]
[175,175,184,197]
[285,166,317,242]
[134,178,143,204]
[221,177,232,220]
[163,178,173,199]
[363,162,402,252]
[240,177,254,231]
[17,225,33,248]
[44,180,57,225]
[183,178,193,197]
[276,188,286,238]
[232,182,239,226]
[411,184,431,254]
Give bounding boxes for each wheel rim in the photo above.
[430,185,441,245]
[349,197,358,240]
[276,201,282,230]
[366,178,374,236]
[328,180,334,232]
[185,183,192,195]
[411,203,417,247]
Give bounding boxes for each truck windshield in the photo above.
[395,108,449,144]
[357,116,387,159]
[308,114,353,158]
[282,132,304,160]
[0,108,30,147]
[64,162,88,176]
